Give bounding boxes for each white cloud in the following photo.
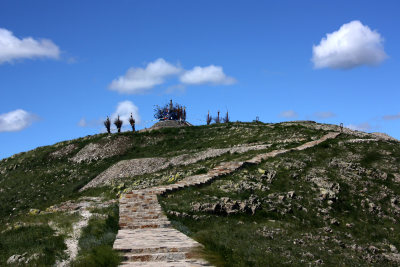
[111,101,141,126]
[314,111,336,119]
[109,58,182,94]
[0,28,60,64]
[347,122,371,132]
[78,118,87,127]
[383,113,400,120]
[77,117,105,128]
[279,110,298,118]
[180,65,236,85]
[0,109,37,132]
[109,60,236,94]
[312,20,387,69]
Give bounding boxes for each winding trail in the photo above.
[82,144,271,191]
[113,132,340,266]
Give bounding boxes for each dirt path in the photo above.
[113,132,340,266]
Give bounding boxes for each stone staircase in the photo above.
[113,132,340,266]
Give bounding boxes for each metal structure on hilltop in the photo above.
[154,99,186,122]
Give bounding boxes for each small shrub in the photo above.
[114,116,123,133]
[361,151,382,166]
[214,111,220,124]
[194,168,208,175]
[129,113,135,132]
[223,111,230,123]
[206,112,212,125]
[103,117,111,134]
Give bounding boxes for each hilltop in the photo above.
[0,121,400,266]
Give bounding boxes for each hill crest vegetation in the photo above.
[0,121,400,266]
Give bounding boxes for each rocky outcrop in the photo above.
[192,195,261,215]
[70,136,131,163]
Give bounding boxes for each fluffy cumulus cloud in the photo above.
[314,111,336,119]
[279,110,298,118]
[109,59,237,94]
[109,58,182,94]
[0,109,37,132]
[0,28,60,64]
[383,113,400,120]
[312,20,387,69]
[347,122,371,132]
[179,65,236,85]
[111,101,141,126]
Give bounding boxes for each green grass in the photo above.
[0,225,66,266]
[0,122,326,224]
[6,121,395,265]
[71,204,120,267]
[160,133,400,266]
[0,211,82,266]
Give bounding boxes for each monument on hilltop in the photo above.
[149,100,191,130]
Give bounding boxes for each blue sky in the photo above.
[1,0,400,159]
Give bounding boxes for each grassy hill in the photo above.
[1,121,400,266]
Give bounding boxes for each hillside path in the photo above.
[81,143,272,191]
[113,132,340,266]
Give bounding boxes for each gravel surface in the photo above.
[70,136,131,163]
[81,144,271,190]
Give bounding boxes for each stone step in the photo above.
[120,208,163,213]
[120,215,164,221]
[122,211,164,216]
[122,207,163,212]
[119,219,169,225]
[121,224,171,230]
[120,209,163,214]
[116,245,195,254]
[120,206,159,210]
[122,251,194,262]
[121,223,172,229]
[121,201,158,206]
[119,259,212,266]
[114,229,201,250]
[123,219,170,225]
